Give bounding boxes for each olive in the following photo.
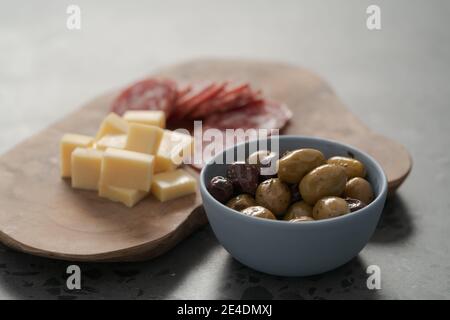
[255,178,291,217]
[207,176,234,203]
[289,183,302,203]
[281,150,292,158]
[312,196,350,220]
[327,156,366,179]
[283,201,313,221]
[247,150,278,181]
[226,162,259,195]
[278,149,326,184]
[227,194,257,211]
[241,206,276,220]
[345,197,367,212]
[247,150,276,166]
[299,164,347,205]
[289,216,314,223]
[258,164,279,182]
[344,177,374,204]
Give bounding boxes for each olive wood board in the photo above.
[0,58,411,262]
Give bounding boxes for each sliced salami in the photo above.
[172,82,214,119]
[190,83,259,119]
[190,100,292,169]
[204,100,292,131]
[111,78,177,117]
[213,83,249,113]
[176,84,192,100]
[186,83,231,119]
[184,82,227,118]
[111,77,293,170]
[187,82,228,119]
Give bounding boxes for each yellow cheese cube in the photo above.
[125,123,164,155]
[95,113,128,140]
[71,148,103,191]
[95,134,127,151]
[123,110,166,129]
[100,148,154,192]
[151,169,197,202]
[155,130,193,173]
[99,184,148,208]
[60,134,94,177]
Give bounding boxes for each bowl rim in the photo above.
[200,135,388,227]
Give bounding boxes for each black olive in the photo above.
[345,197,367,212]
[226,162,259,195]
[258,153,279,181]
[289,183,302,203]
[207,176,234,203]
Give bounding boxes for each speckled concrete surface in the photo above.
[1,0,450,299]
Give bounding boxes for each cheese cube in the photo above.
[125,123,164,155]
[95,113,128,140]
[123,110,166,129]
[71,148,103,191]
[60,134,94,177]
[100,148,154,192]
[155,130,193,173]
[95,134,127,151]
[99,184,148,208]
[151,169,197,202]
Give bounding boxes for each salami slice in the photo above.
[175,82,208,104]
[176,84,192,100]
[184,82,227,118]
[190,100,292,169]
[111,77,292,170]
[204,100,292,131]
[186,83,229,118]
[190,83,251,118]
[187,82,228,119]
[111,78,177,117]
[214,83,249,113]
[216,88,258,114]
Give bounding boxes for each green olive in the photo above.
[289,216,315,222]
[247,150,276,166]
[255,178,291,217]
[241,206,276,220]
[344,177,374,204]
[313,197,350,220]
[299,164,347,205]
[247,150,278,179]
[226,194,257,211]
[283,201,313,221]
[345,197,367,212]
[327,156,366,179]
[278,149,326,184]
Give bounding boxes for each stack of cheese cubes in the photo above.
[60,110,197,207]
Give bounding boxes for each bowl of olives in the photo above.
[200,136,388,276]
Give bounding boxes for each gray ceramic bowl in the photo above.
[200,135,388,277]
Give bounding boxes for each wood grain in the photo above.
[0,58,411,262]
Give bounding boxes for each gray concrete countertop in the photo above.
[0,0,449,299]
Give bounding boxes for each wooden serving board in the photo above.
[0,59,411,262]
